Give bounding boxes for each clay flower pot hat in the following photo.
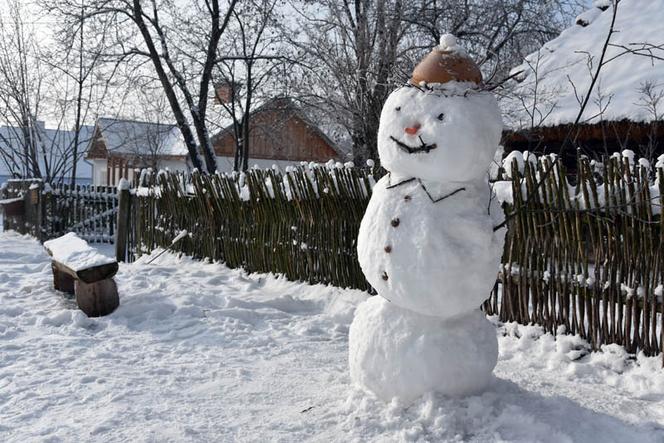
[411,34,483,86]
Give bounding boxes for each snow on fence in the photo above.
[486,150,664,357]
[118,164,374,291]
[0,180,118,243]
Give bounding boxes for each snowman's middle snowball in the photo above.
[349,296,498,402]
[356,173,504,319]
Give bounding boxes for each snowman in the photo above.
[348,34,505,402]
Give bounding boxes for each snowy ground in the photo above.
[1,231,664,442]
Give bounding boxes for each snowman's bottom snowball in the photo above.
[348,296,498,403]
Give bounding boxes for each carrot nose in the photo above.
[404,124,421,135]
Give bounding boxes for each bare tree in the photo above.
[287,0,579,166]
[288,0,408,165]
[39,1,114,185]
[0,0,95,183]
[212,0,289,171]
[122,89,179,170]
[405,0,581,83]
[0,1,44,178]
[635,81,663,160]
[48,0,239,174]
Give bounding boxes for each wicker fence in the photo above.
[485,153,664,357]
[118,156,664,358]
[119,166,374,291]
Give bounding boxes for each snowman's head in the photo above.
[377,84,502,183]
[377,34,503,184]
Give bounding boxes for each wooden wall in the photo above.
[213,110,339,162]
[503,120,664,167]
[86,127,108,160]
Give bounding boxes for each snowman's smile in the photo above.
[389,136,438,154]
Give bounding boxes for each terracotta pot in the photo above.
[411,49,482,86]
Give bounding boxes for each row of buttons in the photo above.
[381,194,411,282]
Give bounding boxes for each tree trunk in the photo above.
[241,65,253,172]
[70,9,85,186]
[131,0,204,172]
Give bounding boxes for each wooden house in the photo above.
[212,98,342,170]
[85,118,189,186]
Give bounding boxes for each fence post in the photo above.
[24,181,43,240]
[41,182,53,240]
[115,178,131,262]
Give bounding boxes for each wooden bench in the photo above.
[0,197,25,231]
[43,233,119,317]
[0,197,25,216]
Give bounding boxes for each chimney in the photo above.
[214,81,241,105]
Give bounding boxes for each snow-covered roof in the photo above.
[93,117,188,157]
[0,122,93,152]
[0,123,94,177]
[502,0,664,130]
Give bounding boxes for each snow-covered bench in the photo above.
[43,233,119,317]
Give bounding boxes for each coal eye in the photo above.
[395,107,401,112]
[437,113,445,121]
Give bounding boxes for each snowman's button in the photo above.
[404,195,411,201]
[381,271,389,281]
[391,218,400,227]
[384,245,392,253]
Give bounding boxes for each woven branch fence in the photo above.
[121,166,374,291]
[118,155,664,359]
[485,153,664,357]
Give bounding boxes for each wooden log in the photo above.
[50,259,118,284]
[52,262,75,295]
[74,278,119,317]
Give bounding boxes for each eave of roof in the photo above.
[503,119,661,144]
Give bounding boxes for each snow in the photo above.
[349,298,497,402]
[170,229,188,245]
[95,117,188,157]
[43,232,116,271]
[438,34,463,53]
[503,150,525,178]
[575,7,602,27]
[0,197,23,204]
[492,180,516,205]
[503,0,664,129]
[1,232,664,441]
[117,177,130,191]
